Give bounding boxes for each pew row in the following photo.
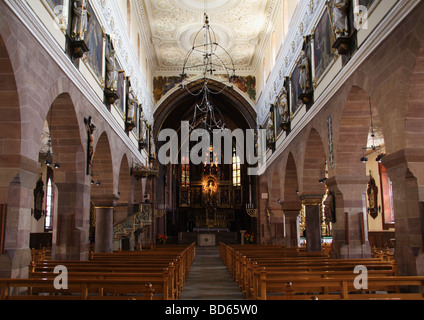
[219,243,424,300]
[0,242,195,300]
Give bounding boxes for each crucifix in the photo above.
[84,116,96,175]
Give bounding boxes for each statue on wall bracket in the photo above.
[139,111,148,150]
[104,49,120,105]
[297,37,314,106]
[125,80,137,133]
[69,0,90,59]
[327,0,355,55]
[265,108,275,151]
[278,84,291,132]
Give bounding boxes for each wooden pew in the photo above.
[1,242,195,300]
[220,242,418,300]
[222,243,397,295]
[257,275,424,300]
[28,242,195,299]
[0,278,167,300]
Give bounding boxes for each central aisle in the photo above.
[179,246,245,300]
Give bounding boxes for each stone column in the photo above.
[382,149,424,276]
[240,230,246,244]
[94,207,114,252]
[92,194,119,253]
[53,181,91,261]
[326,176,371,259]
[0,167,37,278]
[300,195,323,252]
[284,210,300,248]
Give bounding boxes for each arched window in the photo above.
[44,169,54,231]
[127,0,131,36]
[232,148,241,187]
[181,164,190,187]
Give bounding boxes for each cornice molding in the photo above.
[262,0,420,172]
[3,0,145,164]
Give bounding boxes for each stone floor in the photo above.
[179,246,245,300]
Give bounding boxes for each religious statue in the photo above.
[367,171,379,219]
[149,133,156,159]
[126,85,137,130]
[32,175,45,221]
[324,189,335,223]
[333,0,350,38]
[266,111,274,148]
[298,50,311,94]
[84,116,96,174]
[105,50,118,92]
[278,87,290,129]
[139,111,146,137]
[71,0,90,41]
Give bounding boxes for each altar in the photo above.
[178,231,238,245]
[198,233,216,246]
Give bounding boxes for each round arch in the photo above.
[91,131,115,204]
[302,127,327,196]
[153,78,257,137]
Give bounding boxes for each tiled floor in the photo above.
[179,246,245,300]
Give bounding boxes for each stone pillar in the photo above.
[284,210,300,248]
[300,196,323,252]
[53,181,91,261]
[240,230,246,244]
[94,207,114,252]
[0,168,37,278]
[92,194,119,253]
[382,150,424,276]
[326,176,371,259]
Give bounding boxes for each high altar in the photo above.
[176,147,255,245]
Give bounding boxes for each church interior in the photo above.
[1,0,424,301]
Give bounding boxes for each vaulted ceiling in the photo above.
[135,0,277,75]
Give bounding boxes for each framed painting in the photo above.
[233,187,242,207]
[43,0,64,17]
[263,111,275,150]
[179,188,190,207]
[359,0,377,10]
[84,1,104,83]
[191,186,203,208]
[153,76,182,103]
[313,7,336,82]
[114,59,125,117]
[290,65,302,115]
[219,185,231,208]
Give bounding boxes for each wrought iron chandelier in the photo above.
[360,97,384,163]
[180,12,236,133]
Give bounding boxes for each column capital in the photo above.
[91,193,120,208]
[299,194,323,206]
[382,148,424,170]
[325,175,369,188]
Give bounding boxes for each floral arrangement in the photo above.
[157,233,168,244]
[244,232,256,244]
